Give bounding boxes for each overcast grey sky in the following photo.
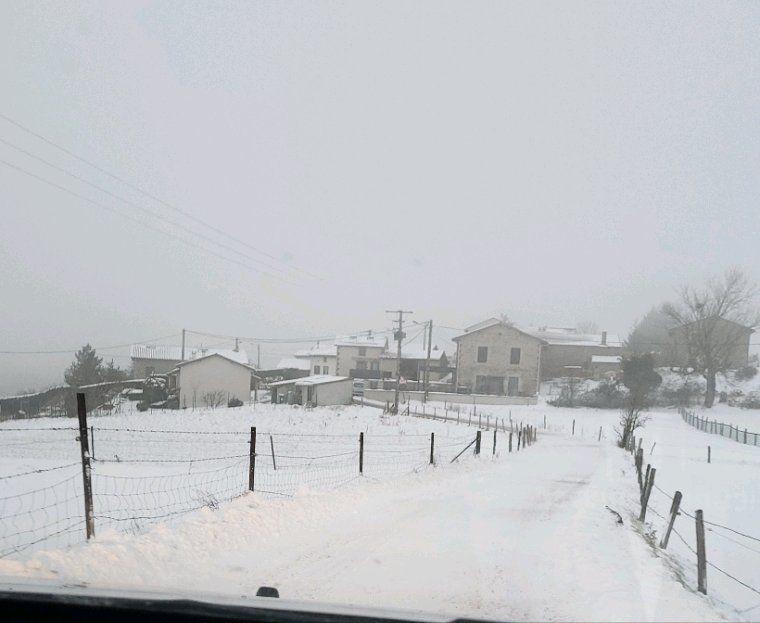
[1,1,759,393]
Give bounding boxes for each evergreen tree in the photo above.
[64,344,104,387]
[102,359,128,383]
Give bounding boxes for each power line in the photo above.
[0,332,180,355]
[185,327,396,344]
[0,158,297,284]
[0,136,297,279]
[0,112,319,280]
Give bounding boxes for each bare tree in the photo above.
[663,268,759,407]
[202,390,227,408]
[576,320,599,335]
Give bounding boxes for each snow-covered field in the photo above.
[3,399,757,621]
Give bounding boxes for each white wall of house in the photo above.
[336,345,384,376]
[178,356,251,409]
[306,355,338,376]
[310,379,353,406]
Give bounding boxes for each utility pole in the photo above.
[424,320,433,402]
[257,344,261,368]
[181,328,186,360]
[386,309,413,414]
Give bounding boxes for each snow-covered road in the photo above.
[0,429,723,621]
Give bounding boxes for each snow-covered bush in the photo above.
[737,392,760,410]
[227,397,244,408]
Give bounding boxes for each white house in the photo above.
[268,375,353,406]
[294,343,339,376]
[170,353,256,409]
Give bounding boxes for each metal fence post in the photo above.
[249,427,257,491]
[492,429,497,455]
[475,430,481,455]
[429,432,435,465]
[359,432,364,473]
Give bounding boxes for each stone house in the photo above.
[669,317,754,370]
[528,327,624,380]
[453,319,544,396]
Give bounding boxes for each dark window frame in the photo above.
[477,346,488,363]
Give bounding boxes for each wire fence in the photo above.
[1,421,524,560]
[624,432,760,612]
[680,406,760,447]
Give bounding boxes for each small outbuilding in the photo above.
[269,375,352,406]
[170,353,256,409]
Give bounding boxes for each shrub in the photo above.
[576,380,626,409]
[738,392,760,409]
[736,366,758,381]
[136,402,149,412]
[228,397,244,408]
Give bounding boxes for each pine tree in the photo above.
[102,359,128,383]
[64,344,104,387]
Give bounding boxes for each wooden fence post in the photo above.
[430,432,435,465]
[660,490,682,549]
[707,445,711,464]
[76,393,95,540]
[359,432,364,473]
[696,509,707,595]
[543,414,547,429]
[639,467,656,522]
[269,434,277,470]
[248,426,257,491]
[598,426,602,442]
[636,448,644,491]
[475,430,481,455]
[642,464,651,499]
[509,432,513,453]
[517,430,522,451]
[492,429,497,455]
[572,419,576,436]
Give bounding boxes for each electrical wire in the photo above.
[0,112,318,280]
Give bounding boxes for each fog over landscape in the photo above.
[1,1,759,393]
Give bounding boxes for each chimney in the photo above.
[601,331,607,346]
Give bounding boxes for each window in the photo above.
[477,346,488,362]
[370,361,379,370]
[510,347,521,365]
[322,366,329,374]
[358,347,367,356]
[507,376,519,396]
[314,365,320,374]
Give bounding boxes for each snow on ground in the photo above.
[0,418,723,622]
[410,399,760,618]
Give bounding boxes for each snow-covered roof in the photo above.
[275,357,311,371]
[526,327,622,347]
[174,352,255,370]
[380,348,446,361]
[131,344,249,365]
[295,375,350,386]
[453,319,545,343]
[334,335,387,348]
[591,355,622,364]
[294,344,338,358]
[268,374,349,387]
[463,318,502,333]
